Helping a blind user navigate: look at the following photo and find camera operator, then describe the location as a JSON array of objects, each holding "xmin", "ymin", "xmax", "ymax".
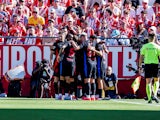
[
  {"xmin": 30, "ymin": 61, "xmax": 41, "ymax": 98},
  {"xmin": 39, "ymin": 59, "xmax": 53, "ymax": 98}
]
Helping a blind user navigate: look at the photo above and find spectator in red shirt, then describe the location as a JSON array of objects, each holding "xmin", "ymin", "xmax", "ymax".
[
  {"xmin": 9, "ymin": 15, "xmax": 26, "ymax": 36},
  {"xmin": 6, "ymin": 28, "xmax": 23, "ymax": 45}
]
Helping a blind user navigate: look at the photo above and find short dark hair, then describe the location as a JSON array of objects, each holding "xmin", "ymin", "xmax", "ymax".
[
  {"xmin": 106, "ymin": 8, "xmax": 112, "ymax": 16},
  {"xmin": 148, "ymin": 33, "xmax": 155, "ymax": 41},
  {"xmin": 108, "ymin": 0, "xmax": 114, "ymax": 3},
  {"xmin": 124, "ymin": 0, "xmax": 132, "ymax": 5}
]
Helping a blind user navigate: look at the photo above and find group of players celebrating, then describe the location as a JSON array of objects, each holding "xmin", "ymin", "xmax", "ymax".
[{"xmin": 50, "ymin": 27, "xmax": 119, "ymax": 100}]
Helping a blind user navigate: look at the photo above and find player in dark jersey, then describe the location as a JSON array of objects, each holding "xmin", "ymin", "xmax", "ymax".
[
  {"xmin": 59, "ymin": 34, "xmax": 79, "ymax": 100},
  {"xmin": 50, "ymin": 27, "xmax": 68, "ymax": 100},
  {"xmin": 95, "ymin": 39, "xmax": 109, "ymax": 99},
  {"xmin": 73, "ymin": 33, "xmax": 102, "ymax": 100}
]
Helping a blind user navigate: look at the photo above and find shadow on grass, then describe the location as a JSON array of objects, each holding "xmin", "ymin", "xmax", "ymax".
[{"xmin": 0, "ymin": 109, "xmax": 159, "ymax": 120}]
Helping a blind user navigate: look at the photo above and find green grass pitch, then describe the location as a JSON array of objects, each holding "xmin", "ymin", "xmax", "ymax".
[{"xmin": 0, "ymin": 98, "xmax": 160, "ymax": 120}]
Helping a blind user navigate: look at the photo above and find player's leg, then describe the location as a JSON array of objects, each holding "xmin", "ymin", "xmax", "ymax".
[
  {"xmin": 152, "ymin": 64, "xmax": 160, "ymax": 103},
  {"xmin": 97, "ymin": 64, "xmax": 105, "ymax": 99},
  {"xmin": 90, "ymin": 62, "xmax": 97, "ymax": 100},
  {"xmin": 82, "ymin": 60, "xmax": 91, "ymax": 100},
  {"xmin": 53, "ymin": 59, "xmax": 61, "ymax": 99},
  {"xmin": 64, "ymin": 76, "xmax": 71, "ymax": 100},
  {"xmin": 59, "ymin": 61, "xmax": 65, "ymax": 99},
  {"xmin": 40, "ymin": 83, "xmax": 44, "ymax": 98},
  {"xmin": 152, "ymin": 77, "xmax": 159, "ymax": 103},
  {"xmin": 69, "ymin": 62, "xmax": 76, "ymax": 99},
  {"xmin": 153, "ymin": 78, "xmax": 159, "ymax": 97},
  {"xmin": 54, "ymin": 76, "xmax": 59, "ymax": 99},
  {"xmin": 97, "ymin": 78, "xmax": 103, "ymax": 99},
  {"xmin": 146, "ymin": 78, "xmax": 152, "ymax": 103},
  {"xmin": 82, "ymin": 61, "xmax": 91, "ymax": 100}
]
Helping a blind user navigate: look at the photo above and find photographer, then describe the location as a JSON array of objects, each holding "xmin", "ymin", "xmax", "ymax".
[
  {"xmin": 39, "ymin": 59, "xmax": 53, "ymax": 98},
  {"xmin": 30, "ymin": 61, "xmax": 41, "ymax": 98}
]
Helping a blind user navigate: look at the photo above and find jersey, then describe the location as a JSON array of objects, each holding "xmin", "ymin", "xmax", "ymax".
[
  {"xmin": 63, "ymin": 41, "xmax": 75, "ymax": 62},
  {"xmin": 87, "ymin": 40, "xmax": 97, "ymax": 61},
  {"xmin": 140, "ymin": 42, "xmax": 160, "ymax": 64},
  {"xmin": 52, "ymin": 40, "xmax": 67, "ymax": 61}
]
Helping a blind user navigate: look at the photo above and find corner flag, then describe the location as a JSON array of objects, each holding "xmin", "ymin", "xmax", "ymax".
[{"xmin": 131, "ymin": 76, "xmax": 141, "ymax": 94}]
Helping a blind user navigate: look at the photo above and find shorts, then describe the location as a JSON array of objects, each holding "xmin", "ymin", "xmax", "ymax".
[
  {"xmin": 144, "ymin": 64, "xmax": 159, "ymax": 78},
  {"xmin": 62, "ymin": 59, "xmax": 75, "ymax": 77},
  {"xmin": 96, "ymin": 57, "xmax": 106, "ymax": 79},
  {"xmin": 84, "ymin": 59, "xmax": 97, "ymax": 79}
]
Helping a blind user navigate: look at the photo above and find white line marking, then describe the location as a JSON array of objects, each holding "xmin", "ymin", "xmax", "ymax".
[{"xmin": 111, "ymin": 100, "xmax": 160, "ymax": 107}]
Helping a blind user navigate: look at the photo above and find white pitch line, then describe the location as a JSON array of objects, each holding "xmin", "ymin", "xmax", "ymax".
[{"xmin": 111, "ymin": 99, "xmax": 160, "ymax": 107}]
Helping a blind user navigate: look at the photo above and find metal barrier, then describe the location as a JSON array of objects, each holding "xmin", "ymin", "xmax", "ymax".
[{"xmin": 0, "ymin": 36, "xmax": 132, "ymax": 46}]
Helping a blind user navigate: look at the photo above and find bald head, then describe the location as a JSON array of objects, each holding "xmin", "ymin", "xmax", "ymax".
[{"xmin": 106, "ymin": 66, "xmax": 112, "ymax": 75}]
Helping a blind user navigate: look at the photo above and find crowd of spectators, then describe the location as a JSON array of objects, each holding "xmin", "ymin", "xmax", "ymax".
[{"xmin": 0, "ymin": 0, "xmax": 160, "ymax": 46}]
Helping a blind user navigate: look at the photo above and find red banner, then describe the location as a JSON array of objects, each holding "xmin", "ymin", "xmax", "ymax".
[{"xmin": 0, "ymin": 45, "xmax": 139, "ymax": 79}]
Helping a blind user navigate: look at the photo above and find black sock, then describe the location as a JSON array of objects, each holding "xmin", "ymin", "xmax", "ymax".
[
  {"xmin": 64, "ymin": 82, "xmax": 70, "ymax": 94},
  {"xmin": 59, "ymin": 80, "xmax": 65, "ymax": 94},
  {"xmin": 85, "ymin": 83, "xmax": 90, "ymax": 95},
  {"xmin": 70, "ymin": 82, "xmax": 75, "ymax": 95},
  {"xmin": 82, "ymin": 82, "xmax": 85, "ymax": 96},
  {"xmin": 91, "ymin": 83, "xmax": 96, "ymax": 95},
  {"xmin": 98, "ymin": 89, "xmax": 102, "ymax": 98},
  {"xmin": 54, "ymin": 82, "xmax": 58, "ymax": 94}
]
